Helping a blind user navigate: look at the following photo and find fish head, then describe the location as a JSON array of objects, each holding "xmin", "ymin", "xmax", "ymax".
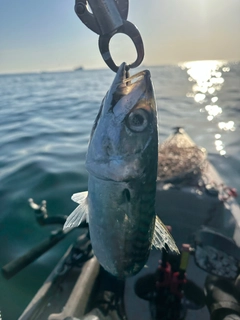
[{"xmin": 86, "ymin": 62, "xmax": 158, "ymax": 182}]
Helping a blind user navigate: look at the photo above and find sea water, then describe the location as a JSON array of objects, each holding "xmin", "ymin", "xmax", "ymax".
[{"xmin": 0, "ymin": 61, "xmax": 239, "ymax": 319}]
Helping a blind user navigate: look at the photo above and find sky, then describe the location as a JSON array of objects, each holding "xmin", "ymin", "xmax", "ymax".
[{"xmin": 0, "ymin": 0, "xmax": 240, "ymax": 74}]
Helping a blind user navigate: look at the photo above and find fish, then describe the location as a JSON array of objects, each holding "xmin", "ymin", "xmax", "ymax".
[{"xmin": 63, "ymin": 62, "xmax": 179, "ymax": 278}]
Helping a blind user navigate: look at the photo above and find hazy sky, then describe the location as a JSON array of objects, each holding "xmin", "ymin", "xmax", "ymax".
[{"xmin": 1, "ymin": 0, "xmax": 240, "ymax": 73}]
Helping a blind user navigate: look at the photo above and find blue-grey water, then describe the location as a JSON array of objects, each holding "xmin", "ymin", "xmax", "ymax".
[{"xmin": 0, "ymin": 61, "xmax": 239, "ymax": 319}]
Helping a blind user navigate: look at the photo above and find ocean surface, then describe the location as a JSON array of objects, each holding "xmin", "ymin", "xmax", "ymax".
[{"xmin": 0, "ymin": 61, "xmax": 239, "ymax": 319}]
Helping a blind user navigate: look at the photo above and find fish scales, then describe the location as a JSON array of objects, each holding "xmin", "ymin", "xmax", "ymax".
[
  {"xmin": 88, "ymin": 177, "xmax": 155, "ymax": 277},
  {"xmin": 63, "ymin": 63, "xmax": 179, "ymax": 278},
  {"xmin": 118, "ymin": 163, "xmax": 158, "ymax": 274}
]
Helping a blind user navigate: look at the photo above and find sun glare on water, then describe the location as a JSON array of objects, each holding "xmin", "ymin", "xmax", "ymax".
[{"xmin": 180, "ymin": 60, "xmax": 234, "ymax": 156}]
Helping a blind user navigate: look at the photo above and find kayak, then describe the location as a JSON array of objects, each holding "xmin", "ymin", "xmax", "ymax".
[{"xmin": 5, "ymin": 128, "xmax": 240, "ymax": 320}]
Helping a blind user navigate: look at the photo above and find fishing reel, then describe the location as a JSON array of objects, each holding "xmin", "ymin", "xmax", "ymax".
[{"xmin": 135, "ymin": 227, "xmax": 240, "ymax": 320}]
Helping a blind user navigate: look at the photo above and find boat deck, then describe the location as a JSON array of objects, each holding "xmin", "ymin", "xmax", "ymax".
[
  {"xmin": 18, "ymin": 161, "xmax": 240, "ymax": 320},
  {"xmin": 125, "ymin": 161, "xmax": 240, "ymax": 320}
]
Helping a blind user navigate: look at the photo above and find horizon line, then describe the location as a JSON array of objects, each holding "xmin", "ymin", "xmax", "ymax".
[{"xmin": 0, "ymin": 59, "xmax": 239, "ymax": 76}]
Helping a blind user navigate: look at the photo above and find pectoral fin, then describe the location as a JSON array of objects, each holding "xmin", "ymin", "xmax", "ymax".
[
  {"xmin": 63, "ymin": 191, "xmax": 89, "ymax": 230},
  {"xmin": 71, "ymin": 191, "xmax": 88, "ymax": 204},
  {"xmin": 152, "ymin": 215, "xmax": 179, "ymax": 254}
]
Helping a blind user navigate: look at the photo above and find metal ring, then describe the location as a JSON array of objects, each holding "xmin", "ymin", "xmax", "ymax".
[{"xmin": 98, "ymin": 20, "xmax": 144, "ymax": 72}]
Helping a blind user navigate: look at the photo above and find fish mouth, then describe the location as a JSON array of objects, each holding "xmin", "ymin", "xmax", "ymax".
[
  {"xmin": 116, "ymin": 62, "xmax": 151, "ymax": 91},
  {"xmin": 104, "ymin": 62, "xmax": 154, "ymax": 117}
]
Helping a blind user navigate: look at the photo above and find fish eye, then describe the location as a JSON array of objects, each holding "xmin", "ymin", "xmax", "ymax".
[{"xmin": 126, "ymin": 109, "xmax": 149, "ymax": 132}]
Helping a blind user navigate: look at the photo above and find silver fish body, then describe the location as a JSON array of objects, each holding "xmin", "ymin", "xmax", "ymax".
[
  {"xmin": 88, "ymin": 175, "xmax": 156, "ymax": 277},
  {"xmin": 64, "ymin": 63, "xmax": 178, "ymax": 278}
]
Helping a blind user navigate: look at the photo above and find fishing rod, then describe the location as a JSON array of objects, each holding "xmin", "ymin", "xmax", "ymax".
[{"xmin": 2, "ymin": 199, "xmax": 89, "ymax": 279}]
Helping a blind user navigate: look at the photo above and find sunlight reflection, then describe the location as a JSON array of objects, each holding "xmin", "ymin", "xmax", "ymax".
[
  {"xmin": 207, "ymin": 115, "xmax": 213, "ymax": 121},
  {"xmin": 182, "ymin": 60, "xmax": 226, "ymax": 111},
  {"xmin": 181, "ymin": 60, "xmax": 232, "ymax": 156},
  {"xmin": 194, "ymin": 93, "xmax": 206, "ymax": 102},
  {"xmin": 211, "ymin": 97, "xmax": 218, "ymax": 103},
  {"xmin": 205, "ymin": 105, "xmax": 222, "ymax": 117},
  {"xmin": 215, "ymin": 140, "xmax": 223, "ymax": 147},
  {"xmin": 220, "ymin": 150, "xmax": 226, "ymax": 155},
  {"xmin": 222, "ymin": 67, "xmax": 230, "ymax": 72},
  {"xmin": 218, "ymin": 121, "xmax": 235, "ymax": 131}
]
